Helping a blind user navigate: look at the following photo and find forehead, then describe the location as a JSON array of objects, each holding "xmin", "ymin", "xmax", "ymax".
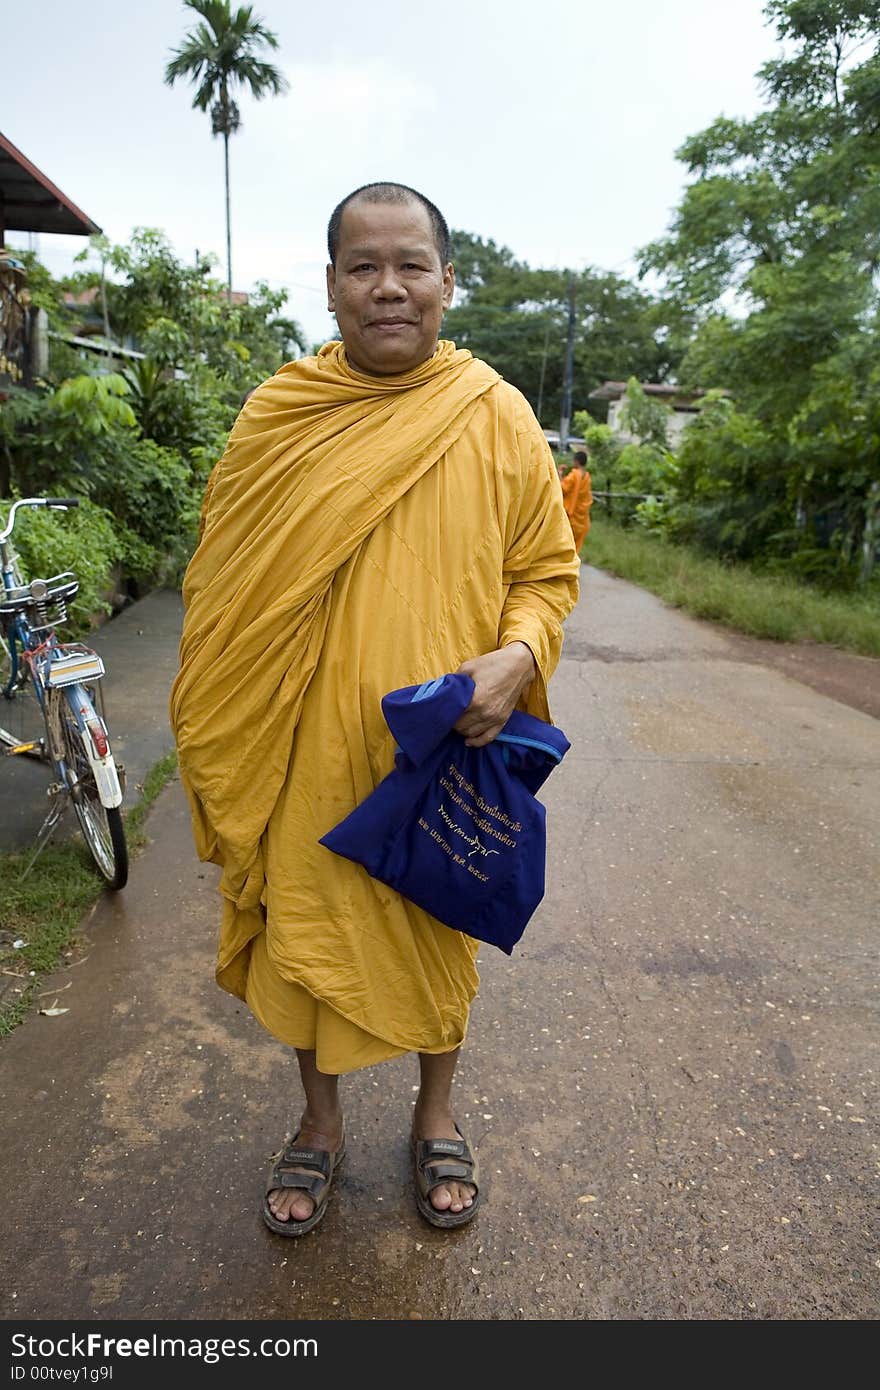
[{"xmin": 337, "ymin": 197, "xmax": 437, "ymax": 255}]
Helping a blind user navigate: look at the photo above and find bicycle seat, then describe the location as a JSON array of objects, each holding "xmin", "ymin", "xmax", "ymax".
[{"xmin": 0, "ymin": 573, "xmax": 79, "ymax": 617}]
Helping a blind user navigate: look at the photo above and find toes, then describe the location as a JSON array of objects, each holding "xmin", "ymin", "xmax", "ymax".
[
  {"xmin": 267, "ymin": 1188, "xmax": 314, "ymax": 1223},
  {"xmin": 267, "ymin": 1188, "xmax": 287, "ymax": 1220},
  {"xmin": 449, "ymin": 1182, "xmax": 474, "ymax": 1211},
  {"xmin": 427, "ymin": 1178, "xmax": 477, "ymax": 1212},
  {"xmin": 289, "ymin": 1195, "xmax": 315, "ymax": 1222}
]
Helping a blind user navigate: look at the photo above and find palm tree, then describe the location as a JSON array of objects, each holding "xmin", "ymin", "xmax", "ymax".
[{"xmin": 165, "ymin": 1, "xmax": 288, "ymax": 294}]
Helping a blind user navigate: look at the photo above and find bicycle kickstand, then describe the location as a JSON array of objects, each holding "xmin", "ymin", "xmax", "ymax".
[{"xmin": 20, "ymin": 782, "xmax": 68, "ymax": 880}]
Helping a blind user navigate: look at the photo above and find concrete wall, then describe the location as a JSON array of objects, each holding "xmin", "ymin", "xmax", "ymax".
[{"xmin": 607, "ymin": 399, "xmax": 697, "ymax": 449}]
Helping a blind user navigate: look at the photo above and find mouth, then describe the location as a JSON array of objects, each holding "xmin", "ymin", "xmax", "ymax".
[{"xmin": 366, "ymin": 318, "xmax": 417, "ymax": 330}]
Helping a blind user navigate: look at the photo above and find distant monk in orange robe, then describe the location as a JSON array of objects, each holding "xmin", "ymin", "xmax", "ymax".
[{"xmin": 560, "ymin": 450, "xmax": 593, "ymax": 553}]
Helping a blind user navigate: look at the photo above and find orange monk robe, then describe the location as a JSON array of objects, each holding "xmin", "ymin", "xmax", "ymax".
[
  {"xmin": 570, "ymin": 468, "xmax": 593, "ymax": 551},
  {"xmin": 561, "ymin": 465, "xmax": 592, "ymax": 553},
  {"xmin": 560, "ymin": 467, "xmax": 580, "ymax": 516}
]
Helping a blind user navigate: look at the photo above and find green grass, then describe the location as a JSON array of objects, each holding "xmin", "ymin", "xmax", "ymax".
[
  {"xmin": 583, "ymin": 513, "xmax": 880, "ymax": 656},
  {"xmin": 0, "ymin": 748, "xmax": 178, "ymax": 1037}
]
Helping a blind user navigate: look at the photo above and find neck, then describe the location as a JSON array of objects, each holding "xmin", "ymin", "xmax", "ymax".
[{"xmin": 343, "ymin": 342, "xmax": 440, "ymax": 378}]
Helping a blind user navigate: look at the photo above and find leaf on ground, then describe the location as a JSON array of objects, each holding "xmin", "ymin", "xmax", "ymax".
[{"xmin": 39, "ymin": 1000, "xmax": 70, "ymax": 1016}]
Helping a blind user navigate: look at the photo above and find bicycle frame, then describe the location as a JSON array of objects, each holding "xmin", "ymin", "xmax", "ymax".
[{"xmin": 0, "ymin": 500, "xmax": 122, "ymax": 807}]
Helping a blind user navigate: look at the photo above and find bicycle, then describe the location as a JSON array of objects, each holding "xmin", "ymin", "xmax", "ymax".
[{"xmin": 0, "ymin": 497, "xmax": 128, "ymax": 888}]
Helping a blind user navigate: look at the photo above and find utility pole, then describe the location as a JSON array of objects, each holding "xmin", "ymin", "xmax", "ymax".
[
  {"xmin": 99, "ymin": 244, "xmax": 111, "ymax": 344},
  {"xmin": 536, "ymin": 318, "xmax": 551, "ymax": 424},
  {"xmin": 559, "ymin": 276, "xmax": 576, "ymax": 452},
  {"xmin": 224, "ymin": 133, "xmax": 232, "ymax": 297}
]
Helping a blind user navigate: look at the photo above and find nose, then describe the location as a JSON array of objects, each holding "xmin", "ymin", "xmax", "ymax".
[{"xmin": 372, "ymin": 264, "xmax": 406, "ymax": 300}]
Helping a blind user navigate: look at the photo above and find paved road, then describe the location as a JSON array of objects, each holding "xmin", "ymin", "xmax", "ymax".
[{"xmin": 1, "ymin": 571, "xmax": 877, "ymax": 1320}]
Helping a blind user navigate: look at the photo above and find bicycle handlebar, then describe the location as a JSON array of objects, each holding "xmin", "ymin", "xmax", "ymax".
[{"xmin": 0, "ymin": 497, "xmax": 80, "ymax": 545}]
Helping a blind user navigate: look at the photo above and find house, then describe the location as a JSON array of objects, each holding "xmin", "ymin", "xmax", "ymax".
[
  {"xmin": 0, "ymin": 131, "xmax": 101, "ymax": 393},
  {"xmin": 588, "ymin": 381, "xmax": 722, "ymax": 448}
]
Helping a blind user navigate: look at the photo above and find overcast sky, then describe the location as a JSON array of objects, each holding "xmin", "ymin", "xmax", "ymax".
[{"xmin": 5, "ymin": 0, "xmax": 776, "ymax": 344}]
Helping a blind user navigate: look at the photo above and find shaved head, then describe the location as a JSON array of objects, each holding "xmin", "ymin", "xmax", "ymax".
[{"xmin": 328, "ymin": 182, "xmax": 451, "ymax": 268}]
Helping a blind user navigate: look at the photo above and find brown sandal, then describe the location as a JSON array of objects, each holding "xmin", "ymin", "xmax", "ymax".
[
  {"xmin": 262, "ymin": 1131, "xmax": 346, "ymax": 1237},
  {"xmin": 411, "ymin": 1126, "xmax": 481, "ymax": 1229}
]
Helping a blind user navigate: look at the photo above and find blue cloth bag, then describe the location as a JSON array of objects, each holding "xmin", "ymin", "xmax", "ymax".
[{"xmin": 319, "ymin": 673, "xmax": 570, "ymax": 954}]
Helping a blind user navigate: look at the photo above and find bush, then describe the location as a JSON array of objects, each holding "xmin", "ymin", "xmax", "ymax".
[{"xmin": 0, "ymin": 497, "xmax": 122, "ymax": 631}]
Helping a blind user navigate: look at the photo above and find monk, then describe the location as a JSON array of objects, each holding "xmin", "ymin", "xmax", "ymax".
[
  {"xmin": 170, "ymin": 182, "xmax": 580, "ymax": 1237},
  {"xmin": 560, "ymin": 450, "xmax": 593, "ymax": 553}
]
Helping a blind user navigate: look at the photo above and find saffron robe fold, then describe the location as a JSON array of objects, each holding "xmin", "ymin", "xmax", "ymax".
[{"xmin": 171, "ymin": 340, "xmax": 580, "ymax": 1068}]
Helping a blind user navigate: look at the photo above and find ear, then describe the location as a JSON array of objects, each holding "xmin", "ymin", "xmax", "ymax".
[
  {"xmin": 326, "ymin": 263, "xmax": 336, "ymax": 312},
  {"xmin": 441, "ymin": 262, "xmax": 455, "ymax": 311}
]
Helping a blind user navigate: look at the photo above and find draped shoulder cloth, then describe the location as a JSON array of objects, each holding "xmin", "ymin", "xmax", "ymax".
[{"xmin": 172, "ymin": 342, "xmax": 500, "ymax": 909}]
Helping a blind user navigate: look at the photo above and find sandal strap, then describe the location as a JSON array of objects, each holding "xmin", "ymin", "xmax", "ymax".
[
  {"xmin": 413, "ymin": 1132, "xmax": 479, "ymax": 1199},
  {"xmin": 271, "ymin": 1169, "xmax": 328, "ymax": 1198},
  {"xmin": 267, "ymin": 1132, "xmax": 337, "ymax": 1198},
  {"xmin": 279, "ymin": 1145, "xmax": 332, "ymax": 1176},
  {"xmin": 417, "ymin": 1137, "xmax": 469, "ymax": 1162},
  {"xmin": 418, "ymin": 1160, "xmax": 473, "ymax": 1189}
]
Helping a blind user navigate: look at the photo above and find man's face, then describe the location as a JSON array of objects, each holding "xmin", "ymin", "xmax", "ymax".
[{"xmin": 327, "ymin": 198, "xmax": 454, "ymax": 376}]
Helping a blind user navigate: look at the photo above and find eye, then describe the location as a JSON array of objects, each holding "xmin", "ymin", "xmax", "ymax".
[{"xmin": 351, "ymin": 262, "xmax": 375, "ymax": 273}]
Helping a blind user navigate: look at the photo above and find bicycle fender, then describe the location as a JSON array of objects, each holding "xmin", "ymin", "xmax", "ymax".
[
  {"xmin": 65, "ymin": 684, "xmax": 123, "ymax": 809},
  {"xmin": 87, "ymin": 746, "xmax": 124, "ymax": 809}
]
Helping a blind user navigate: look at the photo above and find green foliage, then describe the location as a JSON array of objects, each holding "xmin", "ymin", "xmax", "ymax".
[
  {"xmin": 0, "ymin": 375, "xmax": 137, "ymax": 498},
  {"xmin": 164, "ymin": 2, "xmax": 289, "ymax": 289},
  {"xmin": 105, "ymin": 230, "xmax": 304, "ymax": 400},
  {"xmin": 10, "ymin": 250, "xmax": 68, "ymax": 331},
  {"xmin": 0, "ymin": 749, "xmax": 178, "ymax": 1037},
  {"xmin": 572, "ymin": 412, "xmax": 621, "ymax": 479},
  {"xmin": 164, "ymin": 1, "xmax": 288, "ymax": 122},
  {"xmin": 106, "ymin": 436, "xmax": 199, "ymax": 586},
  {"xmin": 639, "ymin": 0, "xmax": 880, "ymax": 587},
  {"xmin": 618, "ymin": 378, "xmax": 671, "ymax": 450},
  {"xmin": 574, "ymin": 387, "xmax": 676, "ymax": 515},
  {"xmin": 0, "ymin": 496, "xmax": 121, "ymax": 628},
  {"xmin": 617, "ymin": 443, "xmax": 675, "ymax": 497},
  {"xmin": 444, "ymin": 233, "xmax": 688, "ymax": 426},
  {"xmin": 53, "ymin": 373, "xmax": 136, "ymax": 434},
  {"xmin": 1, "ymin": 229, "xmax": 308, "ymax": 606},
  {"xmin": 585, "ymin": 512, "xmax": 880, "ymax": 654}
]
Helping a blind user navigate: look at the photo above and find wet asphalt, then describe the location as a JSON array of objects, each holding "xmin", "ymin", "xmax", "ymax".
[{"xmin": 0, "ymin": 572, "xmax": 877, "ymax": 1321}]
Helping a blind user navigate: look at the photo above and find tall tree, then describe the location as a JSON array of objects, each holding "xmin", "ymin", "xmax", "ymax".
[
  {"xmin": 445, "ymin": 232, "xmax": 687, "ymax": 425},
  {"xmin": 640, "ymin": 0, "xmax": 880, "ymax": 581},
  {"xmin": 165, "ymin": 0, "xmax": 288, "ymax": 294}
]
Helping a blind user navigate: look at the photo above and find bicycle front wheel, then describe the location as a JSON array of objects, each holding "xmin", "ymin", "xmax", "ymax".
[{"xmin": 49, "ymin": 688, "xmax": 128, "ymax": 889}]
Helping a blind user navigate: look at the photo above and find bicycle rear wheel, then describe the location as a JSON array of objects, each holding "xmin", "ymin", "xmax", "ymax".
[{"xmin": 49, "ymin": 687, "xmax": 128, "ymax": 889}]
